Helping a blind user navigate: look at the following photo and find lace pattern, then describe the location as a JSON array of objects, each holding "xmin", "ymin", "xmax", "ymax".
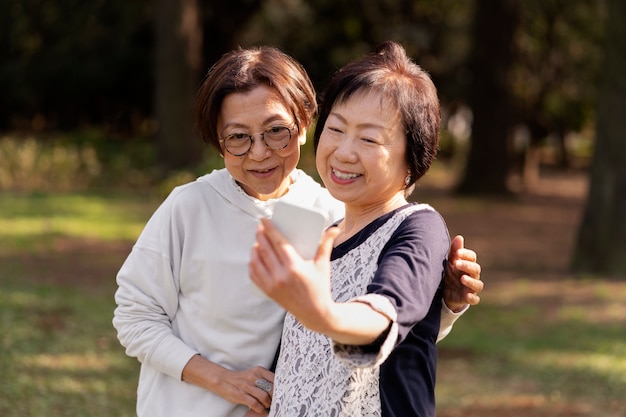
[{"xmin": 270, "ymin": 205, "xmax": 429, "ymax": 417}]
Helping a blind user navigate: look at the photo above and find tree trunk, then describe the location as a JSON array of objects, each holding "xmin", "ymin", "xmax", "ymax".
[
  {"xmin": 456, "ymin": 0, "xmax": 520, "ymax": 196},
  {"xmin": 572, "ymin": 0, "xmax": 626, "ymax": 277},
  {"xmin": 154, "ymin": 0, "xmax": 203, "ymax": 172},
  {"xmin": 201, "ymin": 2, "xmax": 263, "ymax": 72}
]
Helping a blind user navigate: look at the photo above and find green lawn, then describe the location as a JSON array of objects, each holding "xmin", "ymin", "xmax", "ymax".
[
  {"xmin": 1, "ymin": 191, "xmax": 625, "ymax": 417},
  {"xmin": 0, "ymin": 192, "xmax": 158, "ymax": 417},
  {"xmin": 0, "ymin": 282, "xmax": 139, "ymax": 416}
]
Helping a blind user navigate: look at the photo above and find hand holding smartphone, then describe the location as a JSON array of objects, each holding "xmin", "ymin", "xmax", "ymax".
[{"xmin": 270, "ymin": 201, "xmax": 327, "ymax": 260}]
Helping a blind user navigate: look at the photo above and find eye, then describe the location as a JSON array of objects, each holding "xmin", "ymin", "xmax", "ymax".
[
  {"xmin": 361, "ymin": 136, "xmax": 379, "ymax": 144},
  {"xmin": 326, "ymin": 126, "xmax": 343, "ymax": 134},
  {"xmin": 225, "ymin": 132, "xmax": 250, "ymax": 141},
  {"xmin": 266, "ymin": 125, "xmax": 286, "ymax": 134}
]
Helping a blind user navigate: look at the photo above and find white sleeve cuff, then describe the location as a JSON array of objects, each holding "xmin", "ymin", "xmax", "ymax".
[
  {"xmin": 332, "ymin": 294, "xmax": 398, "ymax": 368},
  {"xmin": 146, "ymin": 334, "xmax": 200, "ymax": 380},
  {"xmin": 437, "ymin": 301, "xmax": 468, "ymax": 343}
]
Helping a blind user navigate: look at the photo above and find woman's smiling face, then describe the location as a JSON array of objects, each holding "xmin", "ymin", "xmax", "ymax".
[
  {"xmin": 218, "ymin": 84, "xmax": 306, "ymax": 201},
  {"xmin": 315, "ymin": 89, "xmax": 409, "ymax": 210}
]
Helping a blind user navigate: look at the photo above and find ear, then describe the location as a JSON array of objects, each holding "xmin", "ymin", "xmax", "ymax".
[{"xmin": 298, "ymin": 129, "xmax": 307, "ymax": 146}]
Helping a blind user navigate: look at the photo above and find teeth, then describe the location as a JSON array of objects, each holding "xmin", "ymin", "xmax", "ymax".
[{"xmin": 333, "ymin": 169, "xmax": 358, "ymax": 180}]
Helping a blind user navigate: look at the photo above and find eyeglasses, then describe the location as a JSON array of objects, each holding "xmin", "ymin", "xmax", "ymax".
[{"xmin": 219, "ymin": 125, "xmax": 295, "ymax": 156}]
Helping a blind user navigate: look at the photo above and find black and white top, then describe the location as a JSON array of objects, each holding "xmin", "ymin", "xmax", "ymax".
[{"xmin": 269, "ymin": 203, "xmax": 450, "ymax": 417}]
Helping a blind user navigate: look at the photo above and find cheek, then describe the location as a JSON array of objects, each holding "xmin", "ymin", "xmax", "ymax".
[
  {"xmin": 278, "ymin": 143, "xmax": 301, "ymax": 170},
  {"xmin": 315, "ymin": 142, "xmax": 331, "ymax": 176},
  {"xmin": 222, "ymin": 154, "xmax": 245, "ymax": 179}
]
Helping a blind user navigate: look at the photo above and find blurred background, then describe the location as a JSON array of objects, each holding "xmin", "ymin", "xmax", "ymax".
[{"xmin": 0, "ymin": 1, "xmax": 624, "ymax": 416}]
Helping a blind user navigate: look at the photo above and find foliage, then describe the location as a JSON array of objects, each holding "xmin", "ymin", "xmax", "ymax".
[
  {"xmin": 240, "ymin": 0, "xmax": 474, "ymax": 94},
  {"xmin": 0, "ymin": 136, "xmax": 101, "ymax": 192},
  {"xmin": 0, "ymin": 0, "xmax": 153, "ymax": 131},
  {"xmin": 1, "ymin": 0, "xmax": 606, "ymax": 146},
  {"xmin": 512, "ymin": 0, "xmax": 606, "ymax": 138},
  {"xmin": 0, "ymin": 133, "xmax": 227, "ymax": 193}
]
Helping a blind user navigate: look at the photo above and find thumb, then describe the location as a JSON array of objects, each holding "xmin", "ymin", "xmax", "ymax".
[
  {"xmin": 448, "ymin": 235, "xmax": 464, "ymax": 261},
  {"xmin": 315, "ymin": 227, "xmax": 340, "ymax": 261}
]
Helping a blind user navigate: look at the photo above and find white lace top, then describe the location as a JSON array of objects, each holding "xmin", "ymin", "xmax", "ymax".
[{"xmin": 269, "ymin": 204, "xmax": 449, "ymax": 417}]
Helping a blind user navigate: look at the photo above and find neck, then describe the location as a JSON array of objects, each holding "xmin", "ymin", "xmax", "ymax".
[{"xmin": 336, "ymin": 195, "xmax": 408, "ymax": 244}]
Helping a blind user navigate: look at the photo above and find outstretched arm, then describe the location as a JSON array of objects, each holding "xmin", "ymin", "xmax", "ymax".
[{"xmin": 249, "ymin": 219, "xmax": 391, "ymax": 346}]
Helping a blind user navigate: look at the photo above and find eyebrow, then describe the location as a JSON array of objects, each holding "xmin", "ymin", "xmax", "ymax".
[
  {"xmin": 222, "ymin": 115, "xmax": 293, "ymax": 131},
  {"xmin": 328, "ymin": 112, "xmax": 386, "ymax": 131}
]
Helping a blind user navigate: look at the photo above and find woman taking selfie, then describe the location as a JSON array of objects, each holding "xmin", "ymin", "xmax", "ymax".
[{"xmin": 250, "ymin": 41, "xmax": 458, "ymax": 416}]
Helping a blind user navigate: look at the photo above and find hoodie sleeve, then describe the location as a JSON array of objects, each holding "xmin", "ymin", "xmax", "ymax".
[{"xmin": 112, "ymin": 188, "xmax": 199, "ymax": 380}]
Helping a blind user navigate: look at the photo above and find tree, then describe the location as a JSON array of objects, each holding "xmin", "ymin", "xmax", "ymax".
[
  {"xmin": 201, "ymin": 2, "xmax": 263, "ymax": 71},
  {"xmin": 572, "ymin": 0, "xmax": 626, "ymax": 277},
  {"xmin": 511, "ymin": 1, "xmax": 604, "ymax": 189},
  {"xmin": 154, "ymin": 0, "xmax": 203, "ymax": 171},
  {"xmin": 456, "ymin": 0, "xmax": 521, "ymax": 195},
  {"xmin": 153, "ymin": 1, "xmax": 265, "ymax": 172},
  {"xmin": 0, "ymin": 0, "xmax": 152, "ymax": 132}
]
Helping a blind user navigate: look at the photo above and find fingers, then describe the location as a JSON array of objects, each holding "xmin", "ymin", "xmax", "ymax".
[
  {"xmin": 457, "ymin": 248, "xmax": 477, "ymax": 263},
  {"xmin": 315, "ymin": 226, "xmax": 340, "ymax": 261},
  {"xmin": 240, "ymin": 369, "xmax": 274, "ymax": 413},
  {"xmin": 455, "ymin": 259, "xmax": 481, "ymax": 279},
  {"xmin": 465, "ymin": 292, "xmax": 481, "ymax": 306},
  {"xmin": 246, "ymin": 391, "xmax": 271, "ymax": 413},
  {"xmin": 461, "ymin": 274, "xmax": 484, "ymax": 293},
  {"xmin": 449, "ymin": 235, "xmax": 464, "ymax": 256},
  {"xmin": 259, "ymin": 218, "xmax": 290, "ymax": 262},
  {"xmin": 249, "ymin": 220, "xmax": 288, "ymax": 288},
  {"xmin": 243, "ymin": 410, "xmax": 269, "ymax": 417},
  {"xmin": 449, "ymin": 235, "xmax": 478, "ymax": 265},
  {"xmin": 444, "ymin": 235, "xmax": 484, "ymax": 309},
  {"xmin": 460, "ymin": 275, "xmax": 483, "ymax": 306}
]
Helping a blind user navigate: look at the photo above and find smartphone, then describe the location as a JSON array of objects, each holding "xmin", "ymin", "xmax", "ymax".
[{"xmin": 271, "ymin": 200, "xmax": 327, "ymax": 259}]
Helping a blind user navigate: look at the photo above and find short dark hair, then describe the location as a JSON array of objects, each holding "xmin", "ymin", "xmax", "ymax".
[
  {"xmin": 314, "ymin": 41, "xmax": 441, "ymax": 188},
  {"xmin": 195, "ymin": 46, "xmax": 317, "ymax": 153}
]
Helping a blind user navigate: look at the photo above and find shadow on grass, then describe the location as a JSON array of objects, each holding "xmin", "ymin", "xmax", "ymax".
[
  {"xmin": 0, "ymin": 281, "xmax": 139, "ymax": 417},
  {"xmin": 438, "ymin": 294, "xmax": 626, "ymax": 417}
]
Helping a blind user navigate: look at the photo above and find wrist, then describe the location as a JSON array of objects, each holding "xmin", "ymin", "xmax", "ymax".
[{"xmin": 444, "ymin": 300, "xmax": 467, "ymax": 314}]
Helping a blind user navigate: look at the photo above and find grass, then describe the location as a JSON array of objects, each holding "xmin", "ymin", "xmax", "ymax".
[
  {"xmin": 1, "ymin": 190, "xmax": 625, "ymax": 416},
  {"xmin": 437, "ymin": 288, "xmax": 626, "ymax": 409},
  {"xmin": 0, "ymin": 192, "xmax": 160, "ymax": 417},
  {"xmin": 0, "ymin": 192, "xmax": 157, "ymax": 252},
  {"xmin": 0, "ymin": 282, "xmax": 139, "ymax": 416}
]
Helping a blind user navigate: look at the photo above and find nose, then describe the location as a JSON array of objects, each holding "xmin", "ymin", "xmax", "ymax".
[
  {"xmin": 333, "ymin": 135, "xmax": 357, "ymax": 162},
  {"xmin": 247, "ymin": 134, "xmax": 271, "ymax": 161}
]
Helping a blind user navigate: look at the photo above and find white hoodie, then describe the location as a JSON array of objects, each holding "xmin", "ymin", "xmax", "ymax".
[{"xmin": 113, "ymin": 168, "xmax": 344, "ymax": 417}]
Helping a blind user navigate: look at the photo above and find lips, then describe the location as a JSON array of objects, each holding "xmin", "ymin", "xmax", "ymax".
[
  {"xmin": 252, "ymin": 168, "xmax": 274, "ymax": 173},
  {"xmin": 249, "ymin": 166, "xmax": 277, "ymax": 178},
  {"xmin": 332, "ymin": 167, "xmax": 360, "ymax": 182}
]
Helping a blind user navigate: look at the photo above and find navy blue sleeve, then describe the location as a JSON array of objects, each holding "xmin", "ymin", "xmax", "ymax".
[{"xmin": 367, "ymin": 207, "xmax": 450, "ymax": 346}]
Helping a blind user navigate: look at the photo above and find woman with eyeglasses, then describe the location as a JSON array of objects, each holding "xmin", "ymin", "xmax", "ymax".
[{"xmin": 113, "ymin": 46, "xmax": 482, "ymax": 417}]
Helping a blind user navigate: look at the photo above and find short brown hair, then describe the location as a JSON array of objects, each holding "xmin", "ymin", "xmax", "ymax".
[
  {"xmin": 314, "ymin": 41, "xmax": 441, "ymax": 188},
  {"xmin": 195, "ymin": 46, "xmax": 317, "ymax": 153}
]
